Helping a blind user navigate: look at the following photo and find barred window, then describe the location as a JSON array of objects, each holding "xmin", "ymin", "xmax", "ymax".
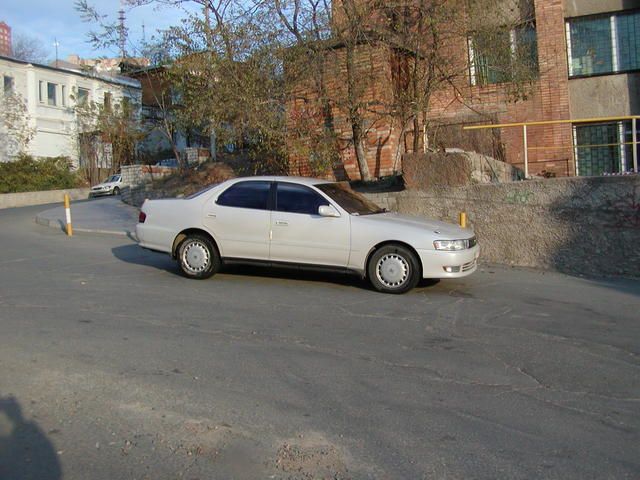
[{"xmin": 575, "ymin": 121, "xmax": 639, "ymax": 176}]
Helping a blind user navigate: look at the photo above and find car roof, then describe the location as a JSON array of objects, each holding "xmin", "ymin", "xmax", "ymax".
[{"xmin": 227, "ymin": 176, "xmax": 333, "ymax": 187}]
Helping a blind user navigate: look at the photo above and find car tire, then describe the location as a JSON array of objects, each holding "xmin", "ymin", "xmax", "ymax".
[
  {"xmin": 177, "ymin": 234, "xmax": 220, "ymax": 280},
  {"xmin": 113, "ymin": 187, "xmax": 120, "ymax": 195},
  {"xmin": 367, "ymin": 244, "xmax": 421, "ymax": 294}
]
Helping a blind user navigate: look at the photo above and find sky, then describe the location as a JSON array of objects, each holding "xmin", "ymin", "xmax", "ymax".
[{"xmin": 1, "ymin": 0, "xmax": 199, "ymax": 62}]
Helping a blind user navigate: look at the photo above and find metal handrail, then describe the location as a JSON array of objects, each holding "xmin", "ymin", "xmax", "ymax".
[{"xmin": 463, "ymin": 116, "xmax": 639, "ymax": 177}]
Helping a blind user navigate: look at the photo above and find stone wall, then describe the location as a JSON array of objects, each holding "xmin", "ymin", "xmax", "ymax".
[
  {"xmin": 121, "ymin": 184, "xmax": 173, "ymax": 208},
  {"xmin": 402, "ymin": 152, "xmax": 523, "ymax": 189},
  {"xmin": 365, "ymin": 176, "xmax": 640, "ymax": 278},
  {"xmin": 120, "ymin": 165, "xmax": 175, "ymax": 187}
]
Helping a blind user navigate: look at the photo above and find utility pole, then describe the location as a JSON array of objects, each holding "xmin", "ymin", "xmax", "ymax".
[
  {"xmin": 118, "ymin": 8, "xmax": 127, "ymax": 59},
  {"xmin": 53, "ymin": 38, "xmax": 59, "ymax": 67}
]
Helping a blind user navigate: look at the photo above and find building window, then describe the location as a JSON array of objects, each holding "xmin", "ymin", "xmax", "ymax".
[
  {"xmin": 39, "ymin": 80, "xmax": 44, "ymax": 103},
  {"xmin": 77, "ymin": 87, "xmax": 89, "ymax": 105},
  {"xmin": 47, "ymin": 82, "xmax": 57, "ymax": 106},
  {"xmin": 104, "ymin": 92, "xmax": 112, "ymax": 111},
  {"xmin": 3, "ymin": 75, "xmax": 14, "ymax": 94},
  {"xmin": 61, "ymin": 85, "xmax": 66, "ymax": 106},
  {"xmin": 469, "ymin": 23, "xmax": 539, "ymax": 86},
  {"xmin": 575, "ymin": 121, "xmax": 639, "ymax": 176},
  {"xmin": 567, "ymin": 10, "xmax": 640, "ymax": 77}
]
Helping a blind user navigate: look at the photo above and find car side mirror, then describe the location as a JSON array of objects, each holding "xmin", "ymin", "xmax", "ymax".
[{"xmin": 318, "ymin": 205, "xmax": 341, "ymax": 218}]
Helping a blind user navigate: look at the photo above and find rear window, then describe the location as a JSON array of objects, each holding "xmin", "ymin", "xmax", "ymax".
[
  {"xmin": 186, "ymin": 184, "xmax": 219, "ymax": 199},
  {"xmin": 216, "ymin": 181, "xmax": 271, "ymax": 210}
]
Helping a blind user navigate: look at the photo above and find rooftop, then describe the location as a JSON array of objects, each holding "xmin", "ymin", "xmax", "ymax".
[{"xmin": 0, "ymin": 54, "xmax": 141, "ymax": 89}]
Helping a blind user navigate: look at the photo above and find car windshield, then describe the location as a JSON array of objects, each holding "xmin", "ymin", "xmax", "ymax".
[
  {"xmin": 106, "ymin": 175, "xmax": 120, "ymax": 182},
  {"xmin": 316, "ymin": 182, "xmax": 385, "ymax": 215}
]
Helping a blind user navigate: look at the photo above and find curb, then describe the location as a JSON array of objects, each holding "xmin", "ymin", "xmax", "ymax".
[{"xmin": 35, "ymin": 214, "xmax": 137, "ymax": 240}]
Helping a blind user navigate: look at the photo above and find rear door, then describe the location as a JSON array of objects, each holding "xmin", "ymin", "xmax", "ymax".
[
  {"xmin": 203, "ymin": 180, "xmax": 272, "ymax": 260},
  {"xmin": 269, "ymin": 182, "xmax": 350, "ymax": 266}
]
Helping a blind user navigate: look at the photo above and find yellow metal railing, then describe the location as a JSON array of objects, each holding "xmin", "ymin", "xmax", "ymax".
[{"xmin": 463, "ymin": 115, "xmax": 640, "ymax": 178}]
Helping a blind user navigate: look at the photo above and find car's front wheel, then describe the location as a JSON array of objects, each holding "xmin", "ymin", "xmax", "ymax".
[
  {"xmin": 113, "ymin": 187, "xmax": 120, "ymax": 195},
  {"xmin": 367, "ymin": 244, "xmax": 421, "ymax": 294},
  {"xmin": 177, "ymin": 234, "xmax": 220, "ymax": 279}
]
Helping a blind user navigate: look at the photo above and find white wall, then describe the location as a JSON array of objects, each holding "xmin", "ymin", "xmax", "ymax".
[{"xmin": 0, "ymin": 57, "xmax": 141, "ymax": 165}]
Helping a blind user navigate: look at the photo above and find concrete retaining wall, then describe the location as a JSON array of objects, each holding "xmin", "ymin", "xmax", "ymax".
[
  {"xmin": 365, "ymin": 175, "xmax": 640, "ymax": 278},
  {"xmin": 0, "ymin": 188, "xmax": 91, "ymax": 210}
]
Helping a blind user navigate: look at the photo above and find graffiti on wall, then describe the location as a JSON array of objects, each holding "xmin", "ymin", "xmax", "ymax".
[
  {"xmin": 505, "ymin": 190, "xmax": 534, "ymax": 204},
  {"xmin": 604, "ymin": 185, "xmax": 640, "ymax": 228}
]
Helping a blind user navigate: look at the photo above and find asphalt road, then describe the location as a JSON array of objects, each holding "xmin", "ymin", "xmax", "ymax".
[{"xmin": 0, "ymin": 204, "xmax": 639, "ymax": 480}]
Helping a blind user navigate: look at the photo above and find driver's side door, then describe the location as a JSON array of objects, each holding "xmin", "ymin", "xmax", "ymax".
[{"xmin": 269, "ymin": 182, "xmax": 350, "ymax": 266}]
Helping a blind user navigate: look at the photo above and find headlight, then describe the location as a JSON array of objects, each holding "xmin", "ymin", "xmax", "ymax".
[{"xmin": 434, "ymin": 238, "xmax": 476, "ymax": 251}]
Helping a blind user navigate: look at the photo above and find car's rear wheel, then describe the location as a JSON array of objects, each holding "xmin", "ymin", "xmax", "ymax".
[
  {"xmin": 113, "ymin": 187, "xmax": 120, "ymax": 195},
  {"xmin": 367, "ymin": 244, "xmax": 421, "ymax": 294},
  {"xmin": 177, "ymin": 234, "xmax": 220, "ymax": 279}
]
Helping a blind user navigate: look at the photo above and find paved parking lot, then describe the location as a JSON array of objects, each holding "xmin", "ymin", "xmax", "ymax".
[{"xmin": 0, "ymin": 204, "xmax": 639, "ymax": 479}]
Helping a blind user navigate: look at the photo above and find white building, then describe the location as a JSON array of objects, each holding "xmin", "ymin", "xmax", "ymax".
[{"xmin": 0, "ymin": 54, "xmax": 141, "ymax": 166}]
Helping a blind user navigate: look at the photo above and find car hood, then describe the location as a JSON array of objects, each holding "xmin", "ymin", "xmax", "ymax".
[
  {"xmin": 94, "ymin": 180, "xmax": 119, "ymax": 187},
  {"xmin": 354, "ymin": 212, "xmax": 473, "ymax": 238}
]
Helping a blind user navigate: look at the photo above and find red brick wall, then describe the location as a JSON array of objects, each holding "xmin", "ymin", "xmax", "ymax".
[
  {"xmin": 287, "ymin": 42, "xmax": 402, "ymax": 180},
  {"xmin": 0, "ymin": 22, "xmax": 12, "ymax": 57},
  {"xmin": 428, "ymin": 0, "xmax": 573, "ymax": 177},
  {"xmin": 287, "ymin": 0, "xmax": 575, "ymax": 179}
]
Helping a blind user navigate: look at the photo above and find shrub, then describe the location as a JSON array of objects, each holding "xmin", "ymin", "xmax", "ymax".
[{"xmin": 0, "ymin": 154, "xmax": 82, "ymax": 193}]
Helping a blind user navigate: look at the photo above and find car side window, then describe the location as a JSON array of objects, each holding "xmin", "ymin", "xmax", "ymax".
[
  {"xmin": 275, "ymin": 182, "xmax": 329, "ymax": 215},
  {"xmin": 216, "ymin": 181, "xmax": 271, "ymax": 210}
]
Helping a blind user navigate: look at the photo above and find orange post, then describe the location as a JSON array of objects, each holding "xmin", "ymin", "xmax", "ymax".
[
  {"xmin": 459, "ymin": 212, "xmax": 467, "ymax": 228},
  {"xmin": 64, "ymin": 194, "xmax": 73, "ymax": 236}
]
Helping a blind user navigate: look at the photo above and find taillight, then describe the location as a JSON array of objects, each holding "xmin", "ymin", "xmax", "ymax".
[{"xmin": 138, "ymin": 211, "xmax": 147, "ymax": 223}]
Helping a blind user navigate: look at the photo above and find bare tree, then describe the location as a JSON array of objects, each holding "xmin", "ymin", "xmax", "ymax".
[
  {"xmin": 283, "ymin": 0, "xmax": 539, "ymax": 177},
  {"xmin": 0, "ymin": 92, "xmax": 35, "ymax": 161},
  {"xmin": 10, "ymin": 33, "xmax": 51, "ymax": 64}
]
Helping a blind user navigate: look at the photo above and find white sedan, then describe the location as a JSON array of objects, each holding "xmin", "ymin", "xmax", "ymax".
[
  {"xmin": 136, "ymin": 176, "xmax": 479, "ymax": 293},
  {"xmin": 90, "ymin": 174, "xmax": 123, "ymax": 197}
]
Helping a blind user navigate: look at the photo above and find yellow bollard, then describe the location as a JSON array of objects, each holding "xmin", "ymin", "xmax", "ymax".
[
  {"xmin": 64, "ymin": 194, "xmax": 73, "ymax": 236},
  {"xmin": 459, "ymin": 212, "xmax": 467, "ymax": 229}
]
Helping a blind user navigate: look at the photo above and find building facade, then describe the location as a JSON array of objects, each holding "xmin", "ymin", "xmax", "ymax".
[
  {"xmin": 0, "ymin": 22, "xmax": 10, "ymax": 57},
  {"xmin": 288, "ymin": 0, "xmax": 640, "ymax": 179},
  {"xmin": 0, "ymin": 55, "xmax": 141, "ymax": 166}
]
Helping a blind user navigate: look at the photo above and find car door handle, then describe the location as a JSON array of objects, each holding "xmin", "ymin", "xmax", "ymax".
[
  {"xmin": 275, "ymin": 220, "xmax": 288, "ymax": 226},
  {"xmin": 206, "ymin": 213, "xmax": 216, "ymax": 218}
]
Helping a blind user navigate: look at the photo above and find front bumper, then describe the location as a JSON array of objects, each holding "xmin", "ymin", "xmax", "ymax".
[
  {"xmin": 90, "ymin": 188, "xmax": 113, "ymax": 196},
  {"xmin": 417, "ymin": 245, "xmax": 480, "ymax": 278}
]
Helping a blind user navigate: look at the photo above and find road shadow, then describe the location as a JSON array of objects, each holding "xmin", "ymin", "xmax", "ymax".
[
  {"xmin": 0, "ymin": 395, "xmax": 61, "ymax": 480},
  {"xmin": 111, "ymin": 244, "xmax": 180, "ymax": 274},
  {"xmin": 548, "ymin": 176, "xmax": 640, "ymax": 297},
  {"xmin": 111, "ymin": 244, "xmax": 442, "ymax": 293},
  {"xmin": 220, "ymin": 263, "xmax": 371, "ymax": 290}
]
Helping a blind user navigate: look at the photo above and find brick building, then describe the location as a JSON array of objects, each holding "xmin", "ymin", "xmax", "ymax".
[
  {"xmin": 287, "ymin": 0, "xmax": 640, "ymax": 179},
  {"xmin": 0, "ymin": 22, "xmax": 11, "ymax": 57}
]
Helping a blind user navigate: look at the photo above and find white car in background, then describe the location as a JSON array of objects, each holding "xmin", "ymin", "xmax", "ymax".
[
  {"xmin": 90, "ymin": 174, "xmax": 123, "ymax": 197},
  {"xmin": 136, "ymin": 177, "xmax": 479, "ymax": 293}
]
